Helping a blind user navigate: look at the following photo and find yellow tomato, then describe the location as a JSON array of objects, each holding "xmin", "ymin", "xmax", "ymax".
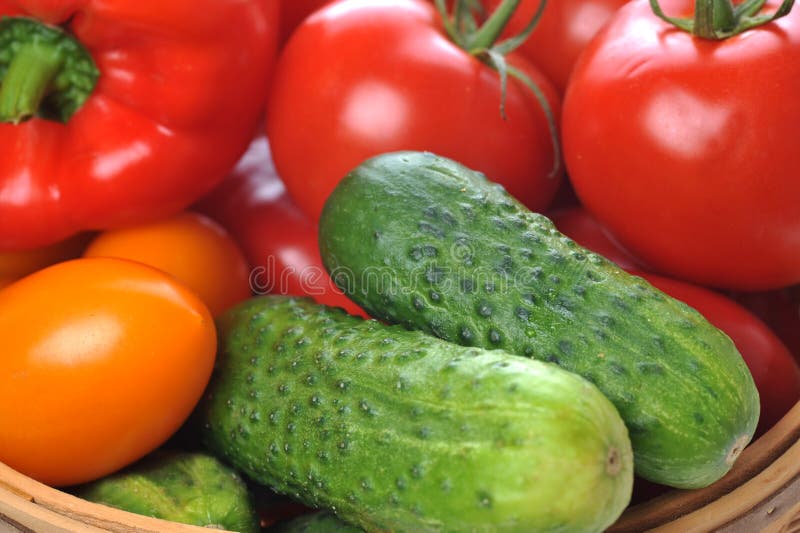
[
  {"xmin": 0, "ymin": 233, "xmax": 91, "ymax": 280},
  {"xmin": 0, "ymin": 258, "xmax": 216, "ymax": 486},
  {"xmin": 84, "ymin": 212, "xmax": 251, "ymax": 316}
]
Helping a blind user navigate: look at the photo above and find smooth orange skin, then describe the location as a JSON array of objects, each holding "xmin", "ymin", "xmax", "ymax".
[
  {"xmin": 0, "ymin": 258, "xmax": 216, "ymax": 487},
  {"xmin": 83, "ymin": 212, "xmax": 252, "ymax": 317}
]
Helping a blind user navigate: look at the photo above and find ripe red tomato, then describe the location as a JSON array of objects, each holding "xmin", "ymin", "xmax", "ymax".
[
  {"xmin": 549, "ymin": 207, "xmax": 640, "ymax": 270},
  {"xmin": 563, "ymin": 0, "xmax": 800, "ymax": 290},
  {"xmin": 551, "ymin": 207, "xmax": 800, "ymax": 435},
  {"xmin": 267, "ymin": 0, "xmax": 562, "ymax": 222},
  {"xmin": 83, "ymin": 212, "xmax": 252, "ymax": 317},
  {"xmin": 483, "ymin": 0, "xmax": 629, "ymax": 93},
  {"xmin": 733, "ymin": 288, "xmax": 800, "ymax": 363},
  {"xmin": 279, "ymin": 0, "xmax": 332, "ymax": 45},
  {"xmin": 0, "ymin": 258, "xmax": 216, "ymax": 486},
  {"xmin": 196, "ymin": 136, "xmax": 367, "ymax": 318}
]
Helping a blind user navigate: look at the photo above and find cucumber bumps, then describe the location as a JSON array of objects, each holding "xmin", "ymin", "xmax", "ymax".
[
  {"xmin": 202, "ymin": 296, "xmax": 632, "ymax": 533},
  {"xmin": 76, "ymin": 452, "xmax": 258, "ymax": 532},
  {"xmin": 319, "ymin": 151, "xmax": 760, "ymax": 488}
]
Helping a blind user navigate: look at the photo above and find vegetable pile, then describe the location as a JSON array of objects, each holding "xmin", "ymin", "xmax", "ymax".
[{"xmin": 1, "ymin": 0, "xmax": 799, "ymax": 531}]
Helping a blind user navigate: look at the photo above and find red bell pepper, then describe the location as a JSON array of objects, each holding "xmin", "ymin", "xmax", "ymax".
[
  {"xmin": 196, "ymin": 135, "xmax": 367, "ymax": 318},
  {"xmin": 0, "ymin": 0, "xmax": 278, "ymax": 251}
]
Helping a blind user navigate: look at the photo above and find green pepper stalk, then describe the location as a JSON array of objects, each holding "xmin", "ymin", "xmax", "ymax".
[
  {"xmin": 649, "ymin": 0, "xmax": 795, "ymax": 39},
  {"xmin": 0, "ymin": 16, "xmax": 99, "ymax": 124}
]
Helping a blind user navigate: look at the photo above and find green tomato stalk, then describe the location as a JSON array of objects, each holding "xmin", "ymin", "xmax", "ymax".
[
  {"xmin": 649, "ymin": 0, "xmax": 795, "ymax": 39},
  {"xmin": 434, "ymin": 0, "xmax": 561, "ymax": 179}
]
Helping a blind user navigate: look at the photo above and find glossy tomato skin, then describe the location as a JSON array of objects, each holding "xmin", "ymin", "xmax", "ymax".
[
  {"xmin": 279, "ymin": 0, "xmax": 331, "ymax": 45},
  {"xmin": 83, "ymin": 212, "xmax": 252, "ymax": 317},
  {"xmin": 196, "ymin": 136, "xmax": 367, "ymax": 318},
  {"xmin": 563, "ymin": 0, "xmax": 800, "ymax": 290},
  {"xmin": 733, "ymin": 287, "xmax": 800, "ymax": 363},
  {"xmin": 0, "ymin": 258, "xmax": 216, "ymax": 486},
  {"xmin": 483, "ymin": 0, "xmax": 629, "ymax": 93},
  {"xmin": 267, "ymin": 0, "xmax": 562, "ymax": 222},
  {"xmin": 548, "ymin": 206, "xmax": 640, "ymax": 270},
  {"xmin": 551, "ymin": 207, "xmax": 800, "ymax": 435}
]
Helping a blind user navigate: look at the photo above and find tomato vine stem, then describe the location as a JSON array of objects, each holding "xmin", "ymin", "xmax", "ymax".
[
  {"xmin": 434, "ymin": 0, "xmax": 560, "ymax": 179},
  {"xmin": 649, "ymin": 0, "xmax": 795, "ymax": 39},
  {"xmin": 467, "ymin": 0, "xmax": 521, "ymax": 50}
]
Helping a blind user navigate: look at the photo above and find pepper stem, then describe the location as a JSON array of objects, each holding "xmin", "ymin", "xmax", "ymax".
[
  {"xmin": 0, "ymin": 42, "xmax": 64, "ymax": 124},
  {"xmin": 0, "ymin": 17, "xmax": 99, "ymax": 124}
]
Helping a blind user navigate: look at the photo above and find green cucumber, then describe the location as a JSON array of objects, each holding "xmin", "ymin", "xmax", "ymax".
[
  {"xmin": 319, "ymin": 150, "xmax": 760, "ymax": 489},
  {"xmin": 201, "ymin": 296, "xmax": 633, "ymax": 533},
  {"xmin": 75, "ymin": 451, "xmax": 258, "ymax": 533},
  {"xmin": 269, "ymin": 512, "xmax": 363, "ymax": 532}
]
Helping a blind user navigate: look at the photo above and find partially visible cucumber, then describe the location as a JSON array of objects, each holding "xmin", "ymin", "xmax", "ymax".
[
  {"xmin": 269, "ymin": 512, "xmax": 363, "ymax": 532},
  {"xmin": 202, "ymin": 296, "xmax": 633, "ymax": 533},
  {"xmin": 75, "ymin": 451, "xmax": 258, "ymax": 533},
  {"xmin": 319, "ymin": 150, "xmax": 760, "ymax": 488}
]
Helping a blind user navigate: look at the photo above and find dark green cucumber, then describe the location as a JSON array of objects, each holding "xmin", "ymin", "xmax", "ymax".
[
  {"xmin": 269, "ymin": 512, "xmax": 363, "ymax": 532},
  {"xmin": 319, "ymin": 151, "xmax": 760, "ymax": 489},
  {"xmin": 202, "ymin": 296, "xmax": 633, "ymax": 533},
  {"xmin": 75, "ymin": 451, "xmax": 258, "ymax": 533}
]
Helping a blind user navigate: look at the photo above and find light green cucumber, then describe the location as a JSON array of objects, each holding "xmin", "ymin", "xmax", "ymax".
[
  {"xmin": 318, "ymin": 150, "xmax": 760, "ymax": 488},
  {"xmin": 201, "ymin": 296, "xmax": 633, "ymax": 533},
  {"xmin": 75, "ymin": 451, "xmax": 258, "ymax": 532}
]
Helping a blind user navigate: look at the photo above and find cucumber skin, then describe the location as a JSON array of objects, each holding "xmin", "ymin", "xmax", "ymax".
[
  {"xmin": 201, "ymin": 296, "xmax": 633, "ymax": 533},
  {"xmin": 318, "ymin": 151, "xmax": 760, "ymax": 489},
  {"xmin": 75, "ymin": 452, "xmax": 258, "ymax": 533},
  {"xmin": 269, "ymin": 512, "xmax": 363, "ymax": 532}
]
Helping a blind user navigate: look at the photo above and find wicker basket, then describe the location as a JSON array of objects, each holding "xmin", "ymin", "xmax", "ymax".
[{"xmin": 2, "ymin": 400, "xmax": 799, "ymax": 533}]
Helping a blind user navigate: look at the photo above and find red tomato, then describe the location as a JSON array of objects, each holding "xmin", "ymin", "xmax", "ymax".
[
  {"xmin": 279, "ymin": 0, "xmax": 332, "ymax": 45},
  {"xmin": 733, "ymin": 288, "xmax": 800, "ymax": 363},
  {"xmin": 196, "ymin": 136, "xmax": 367, "ymax": 318},
  {"xmin": 551, "ymin": 207, "xmax": 800, "ymax": 435},
  {"xmin": 562, "ymin": 0, "xmax": 800, "ymax": 290},
  {"xmin": 483, "ymin": 0, "xmax": 629, "ymax": 93},
  {"xmin": 549, "ymin": 207, "xmax": 641, "ymax": 270},
  {"xmin": 0, "ymin": 258, "xmax": 216, "ymax": 486},
  {"xmin": 267, "ymin": 0, "xmax": 562, "ymax": 222},
  {"xmin": 83, "ymin": 212, "xmax": 252, "ymax": 317}
]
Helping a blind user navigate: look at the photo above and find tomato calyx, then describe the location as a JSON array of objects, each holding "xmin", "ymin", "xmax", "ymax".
[
  {"xmin": 649, "ymin": 0, "xmax": 795, "ymax": 39},
  {"xmin": 434, "ymin": 0, "xmax": 560, "ymax": 178},
  {"xmin": 0, "ymin": 17, "xmax": 99, "ymax": 124}
]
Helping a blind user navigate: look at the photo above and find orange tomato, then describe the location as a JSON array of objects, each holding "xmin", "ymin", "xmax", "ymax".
[
  {"xmin": 0, "ymin": 233, "xmax": 91, "ymax": 280},
  {"xmin": 83, "ymin": 212, "xmax": 252, "ymax": 316},
  {"xmin": 0, "ymin": 258, "xmax": 216, "ymax": 486}
]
